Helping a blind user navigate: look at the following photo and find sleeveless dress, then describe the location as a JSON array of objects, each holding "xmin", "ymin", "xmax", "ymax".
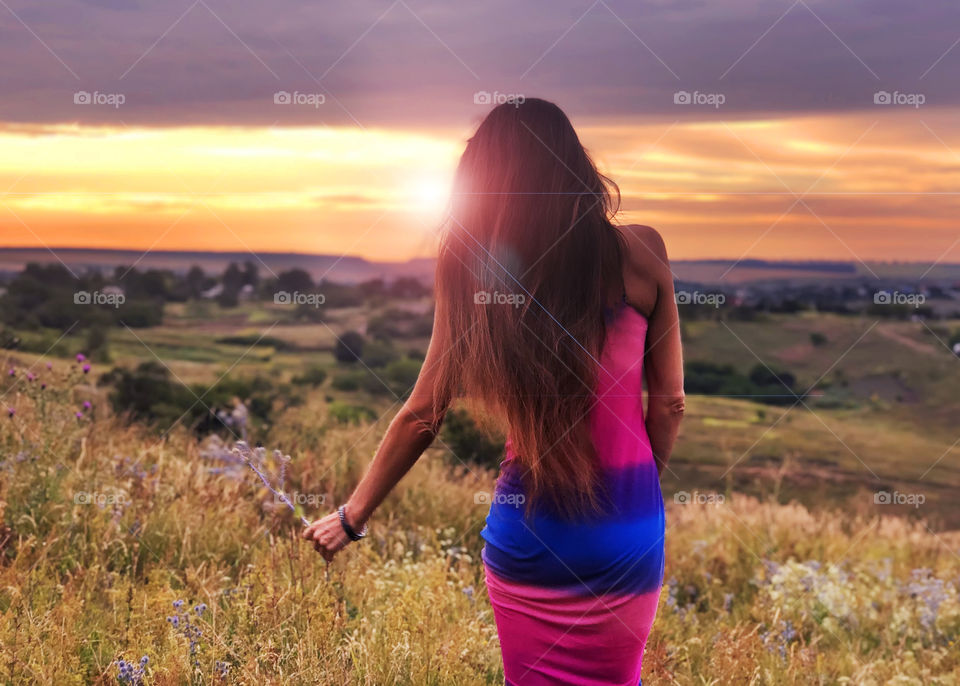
[{"xmin": 481, "ymin": 297, "xmax": 665, "ymax": 686}]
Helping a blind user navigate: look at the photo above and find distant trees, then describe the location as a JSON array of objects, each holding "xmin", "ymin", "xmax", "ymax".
[
  {"xmin": 217, "ymin": 263, "xmax": 242, "ymax": 307},
  {"xmin": 684, "ymin": 360, "xmax": 802, "ymax": 405},
  {"xmin": 274, "ymin": 268, "xmax": 313, "ymax": 295},
  {"xmin": 0, "ymin": 263, "xmax": 162, "ymax": 331},
  {"xmin": 0, "ymin": 259, "xmax": 434, "ymax": 336},
  {"xmin": 185, "ymin": 266, "xmax": 212, "ymax": 299}
]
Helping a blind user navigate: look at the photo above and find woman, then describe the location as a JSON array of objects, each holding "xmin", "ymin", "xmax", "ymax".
[{"xmin": 304, "ymin": 98, "xmax": 685, "ymax": 685}]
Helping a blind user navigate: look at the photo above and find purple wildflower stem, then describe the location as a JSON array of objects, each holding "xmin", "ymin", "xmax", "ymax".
[
  {"xmin": 238, "ymin": 443, "xmax": 310, "ymax": 527},
  {"xmin": 278, "ymin": 455, "xmax": 288, "ymax": 491}
]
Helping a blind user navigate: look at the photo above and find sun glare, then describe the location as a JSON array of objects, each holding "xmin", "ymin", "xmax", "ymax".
[{"xmin": 409, "ymin": 176, "xmax": 452, "ymax": 216}]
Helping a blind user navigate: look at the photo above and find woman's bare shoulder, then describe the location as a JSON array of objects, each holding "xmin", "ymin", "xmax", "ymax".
[
  {"xmin": 618, "ymin": 224, "xmax": 671, "ymax": 278},
  {"xmin": 617, "ymin": 225, "xmax": 673, "ymax": 317}
]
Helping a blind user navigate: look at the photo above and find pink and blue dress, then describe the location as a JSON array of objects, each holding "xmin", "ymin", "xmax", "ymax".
[{"xmin": 481, "ymin": 299, "xmax": 664, "ymax": 686}]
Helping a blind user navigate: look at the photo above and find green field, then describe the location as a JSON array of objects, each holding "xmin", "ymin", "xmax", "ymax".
[{"xmin": 8, "ymin": 305, "xmax": 958, "ymax": 525}]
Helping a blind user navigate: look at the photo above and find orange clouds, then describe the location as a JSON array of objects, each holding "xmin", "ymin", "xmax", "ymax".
[{"xmin": 1, "ymin": 108, "xmax": 958, "ymax": 264}]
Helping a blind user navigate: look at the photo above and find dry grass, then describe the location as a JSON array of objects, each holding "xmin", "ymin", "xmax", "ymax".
[{"xmin": 1, "ymin": 361, "xmax": 958, "ymax": 684}]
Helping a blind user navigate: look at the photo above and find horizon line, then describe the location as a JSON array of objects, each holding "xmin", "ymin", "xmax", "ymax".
[{"xmin": 0, "ymin": 246, "xmax": 957, "ymax": 268}]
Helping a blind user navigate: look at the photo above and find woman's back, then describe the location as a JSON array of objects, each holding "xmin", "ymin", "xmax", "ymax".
[
  {"xmin": 481, "ymin": 291, "xmax": 666, "ymax": 686},
  {"xmin": 481, "ymin": 297, "xmax": 664, "ymax": 594}
]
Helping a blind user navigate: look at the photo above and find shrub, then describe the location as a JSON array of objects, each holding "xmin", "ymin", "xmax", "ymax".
[
  {"xmin": 334, "ymin": 331, "xmax": 365, "ymax": 363},
  {"xmin": 331, "ymin": 371, "xmax": 365, "ymax": 392},
  {"xmin": 361, "ymin": 340, "xmax": 400, "ymax": 367},
  {"xmin": 684, "ymin": 361, "xmax": 801, "ymax": 405},
  {"xmin": 292, "ymin": 367, "xmax": 328, "ymax": 387},
  {"xmin": 328, "ymin": 401, "xmax": 378, "ymax": 424},
  {"xmin": 440, "ymin": 408, "xmax": 504, "ymax": 470}
]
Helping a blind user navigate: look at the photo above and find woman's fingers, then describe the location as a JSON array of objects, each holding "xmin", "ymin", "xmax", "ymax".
[
  {"xmin": 302, "ymin": 519, "xmax": 321, "ymax": 540},
  {"xmin": 302, "ymin": 511, "xmax": 353, "ymax": 560}
]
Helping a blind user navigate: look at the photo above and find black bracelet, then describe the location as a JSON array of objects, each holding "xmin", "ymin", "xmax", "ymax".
[{"xmin": 338, "ymin": 505, "xmax": 367, "ymax": 541}]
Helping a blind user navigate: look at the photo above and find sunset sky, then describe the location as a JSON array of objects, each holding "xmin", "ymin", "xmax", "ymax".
[{"xmin": 1, "ymin": 0, "xmax": 958, "ymax": 264}]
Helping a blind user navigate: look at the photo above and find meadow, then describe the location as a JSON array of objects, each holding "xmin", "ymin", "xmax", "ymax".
[{"xmin": 1, "ymin": 293, "xmax": 960, "ymax": 684}]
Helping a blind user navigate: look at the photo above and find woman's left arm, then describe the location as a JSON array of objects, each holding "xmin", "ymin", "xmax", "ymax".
[{"xmin": 303, "ymin": 311, "xmax": 451, "ymax": 561}]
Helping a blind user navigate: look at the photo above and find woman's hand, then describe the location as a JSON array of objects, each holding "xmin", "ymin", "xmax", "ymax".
[{"xmin": 302, "ymin": 511, "xmax": 351, "ymax": 562}]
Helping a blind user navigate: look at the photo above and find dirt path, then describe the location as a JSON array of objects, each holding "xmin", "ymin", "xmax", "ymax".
[{"xmin": 875, "ymin": 324, "xmax": 941, "ymax": 357}]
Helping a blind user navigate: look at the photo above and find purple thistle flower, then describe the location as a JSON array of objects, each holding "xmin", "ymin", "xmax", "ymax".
[
  {"xmin": 76, "ymin": 353, "xmax": 86, "ymax": 363},
  {"xmin": 82, "ymin": 363, "xmax": 91, "ymax": 374},
  {"xmin": 7, "ymin": 368, "xmax": 13, "ymax": 377},
  {"xmin": 83, "ymin": 401, "xmax": 92, "ymax": 410},
  {"xmin": 115, "ymin": 655, "xmax": 146, "ymax": 685},
  {"xmin": 46, "ymin": 362, "xmax": 53, "ymax": 370},
  {"xmin": 6, "ymin": 408, "xmax": 13, "ymax": 418},
  {"xmin": 26, "ymin": 372, "xmax": 35, "ymax": 382},
  {"xmin": 40, "ymin": 383, "xmax": 46, "ymax": 390},
  {"xmin": 235, "ymin": 441, "xmax": 310, "ymax": 527},
  {"xmin": 76, "ymin": 411, "xmax": 84, "ymax": 419}
]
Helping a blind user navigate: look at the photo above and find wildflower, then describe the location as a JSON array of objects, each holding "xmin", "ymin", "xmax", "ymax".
[
  {"xmin": 194, "ymin": 603, "xmax": 207, "ymax": 615},
  {"xmin": 40, "ymin": 383, "xmax": 46, "ymax": 390},
  {"xmin": 235, "ymin": 441, "xmax": 310, "ymax": 527},
  {"xmin": 6, "ymin": 408, "xmax": 13, "ymax": 418},
  {"xmin": 115, "ymin": 656, "xmax": 147, "ymax": 685},
  {"xmin": 7, "ymin": 368, "xmax": 13, "ymax": 377},
  {"xmin": 26, "ymin": 372, "xmax": 35, "ymax": 382},
  {"xmin": 173, "ymin": 599, "xmax": 184, "ymax": 610},
  {"xmin": 76, "ymin": 412, "xmax": 84, "ymax": 419},
  {"xmin": 76, "ymin": 353, "xmax": 86, "ymax": 362},
  {"xmin": 46, "ymin": 362, "xmax": 52, "ymax": 370},
  {"xmin": 83, "ymin": 401, "xmax": 92, "ymax": 410},
  {"xmin": 905, "ymin": 568, "xmax": 948, "ymax": 632},
  {"xmin": 83, "ymin": 363, "xmax": 91, "ymax": 374},
  {"xmin": 463, "ymin": 586, "xmax": 475, "ymax": 600}
]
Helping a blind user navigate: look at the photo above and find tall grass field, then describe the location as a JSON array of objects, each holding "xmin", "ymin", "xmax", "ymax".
[{"xmin": 1, "ymin": 355, "xmax": 958, "ymax": 685}]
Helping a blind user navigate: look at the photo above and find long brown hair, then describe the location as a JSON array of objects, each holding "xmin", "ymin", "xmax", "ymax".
[{"xmin": 432, "ymin": 98, "xmax": 626, "ymax": 518}]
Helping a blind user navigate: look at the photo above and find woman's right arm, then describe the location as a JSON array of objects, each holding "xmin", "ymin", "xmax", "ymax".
[
  {"xmin": 624, "ymin": 225, "xmax": 685, "ymax": 476},
  {"xmin": 302, "ymin": 303, "xmax": 452, "ymax": 560}
]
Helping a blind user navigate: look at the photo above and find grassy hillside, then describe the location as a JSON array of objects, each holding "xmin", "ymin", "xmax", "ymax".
[{"xmin": 1, "ymin": 362, "xmax": 958, "ymax": 684}]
